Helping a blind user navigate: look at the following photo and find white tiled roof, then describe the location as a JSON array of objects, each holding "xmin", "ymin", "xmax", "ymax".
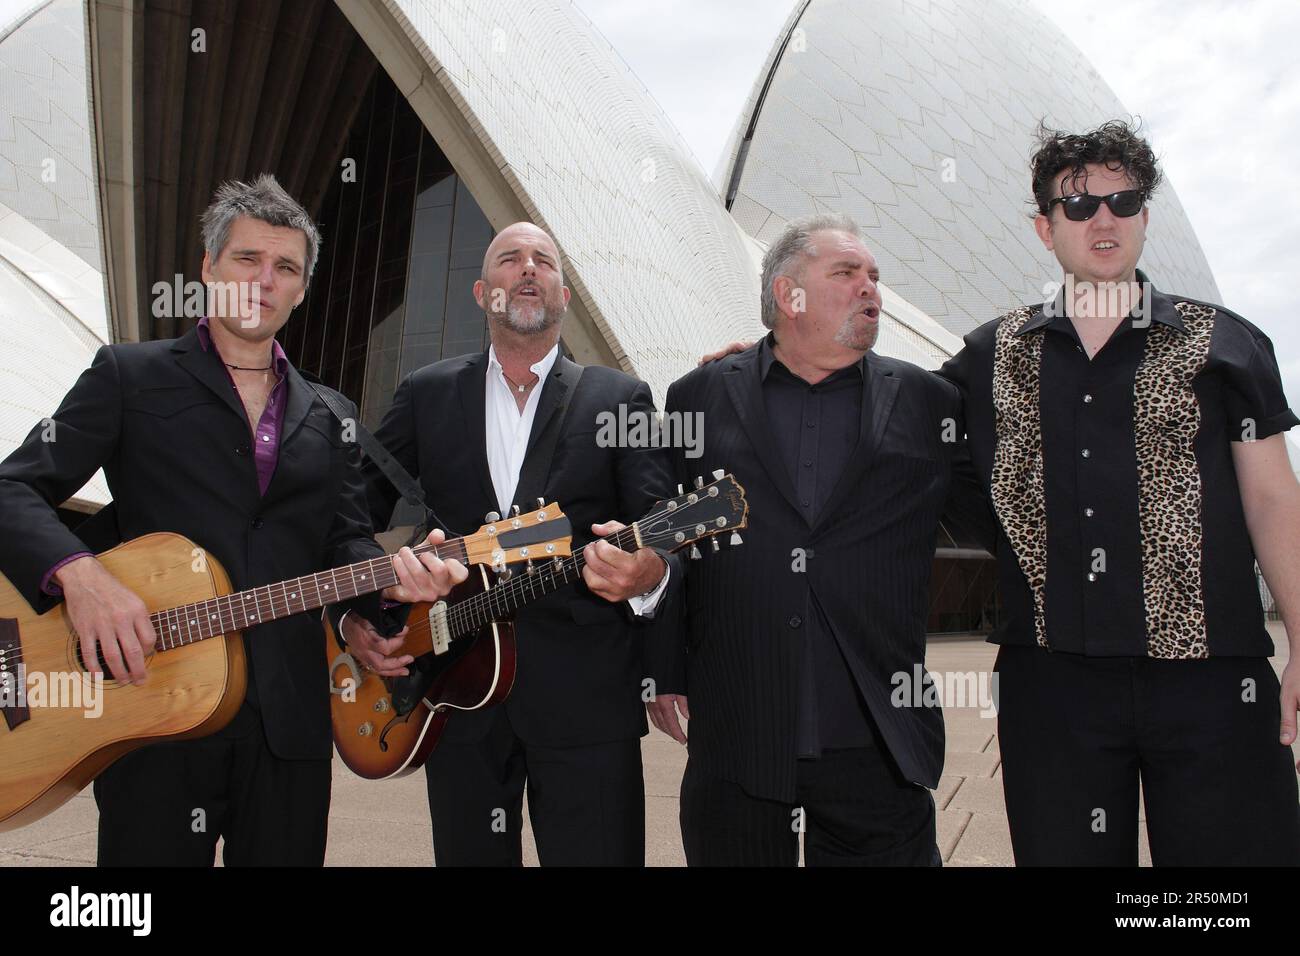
[
  {"xmin": 0, "ymin": 204, "xmax": 108, "ymax": 507},
  {"xmin": 0, "ymin": 0, "xmax": 100, "ymax": 273},
  {"xmin": 387, "ymin": 0, "xmax": 767, "ymax": 400},
  {"xmin": 720, "ymin": 0, "xmax": 1222, "ymax": 338}
]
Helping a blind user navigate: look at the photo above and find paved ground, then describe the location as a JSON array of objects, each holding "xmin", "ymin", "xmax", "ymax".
[{"xmin": 2, "ymin": 625, "xmax": 1293, "ymax": 866}]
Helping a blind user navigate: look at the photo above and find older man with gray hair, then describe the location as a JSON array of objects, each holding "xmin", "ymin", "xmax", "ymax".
[
  {"xmin": 0, "ymin": 174, "xmax": 463, "ymax": 865},
  {"xmin": 645, "ymin": 213, "xmax": 990, "ymax": 865}
]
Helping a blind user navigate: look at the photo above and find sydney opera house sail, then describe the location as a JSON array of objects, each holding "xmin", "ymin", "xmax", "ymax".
[{"xmin": 0, "ymin": 0, "xmax": 1222, "ymax": 515}]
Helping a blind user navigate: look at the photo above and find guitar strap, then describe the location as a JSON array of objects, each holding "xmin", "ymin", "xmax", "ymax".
[{"xmin": 305, "ymin": 380, "xmax": 437, "ymax": 546}]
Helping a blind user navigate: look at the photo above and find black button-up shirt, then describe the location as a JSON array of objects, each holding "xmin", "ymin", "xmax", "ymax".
[
  {"xmin": 760, "ymin": 336, "xmax": 875, "ymax": 754},
  {"xmin": 941, "ymin": 273, "xmax": 1297, "ymax": 658}
]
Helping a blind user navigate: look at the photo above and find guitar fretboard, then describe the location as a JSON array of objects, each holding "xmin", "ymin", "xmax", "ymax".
[
  {"xmin": 446, "ymin": 527, "xmax": 642, "ymax": 638},
  {"xmin": 151, "ymin": 539, "xmax": 469, "ymax": 650}
]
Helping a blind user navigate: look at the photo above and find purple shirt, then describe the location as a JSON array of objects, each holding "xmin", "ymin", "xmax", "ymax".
[
  {"xmin": 41, "ymin": 319, "xmax": 290, "ymax": 596},
  {"xmin": 195, "ymin": 316, "xmax": 290, "ymax": 497}
]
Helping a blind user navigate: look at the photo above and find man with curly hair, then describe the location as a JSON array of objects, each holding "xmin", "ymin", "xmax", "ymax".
[{"xmin": 939, "ymin": 120, "xmax": 1300, "ymax": 865}]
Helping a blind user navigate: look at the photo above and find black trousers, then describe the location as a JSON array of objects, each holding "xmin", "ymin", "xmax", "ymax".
[
  {"xmin": 996, "ymin": 643, "xmax": 1300, "ymax": 866},
  {"xmin": 93, "ymin": 702, "xmax": 331, "ymax": 866},
  {"xmin": 423, "ymin": 707, "xmax": 645, "ymax": 866},
  {"xmin": 680, "ymin": 745, "xmax": 940, "ymax": 866}
]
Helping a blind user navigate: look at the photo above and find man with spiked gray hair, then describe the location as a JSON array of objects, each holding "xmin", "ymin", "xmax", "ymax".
[
  {"xmin": 0, "ymin": 174, "xmax": 463, "ymax": 865},
  {"xmin": 646, "ymin": 213, "xmax": 991, "ymax": 865}
]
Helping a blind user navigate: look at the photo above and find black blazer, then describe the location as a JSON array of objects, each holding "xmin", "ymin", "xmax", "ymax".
[
  {"xmin": 646, "ymin": 344, "xmax": 992, "ymax": 802},
  {"xmin": 363, "ymin": 350, "xmax": 680, "ymax": 749},
  {"xmin": 0, "ymin": 328, "xmax": 386, "ymax": 759}
]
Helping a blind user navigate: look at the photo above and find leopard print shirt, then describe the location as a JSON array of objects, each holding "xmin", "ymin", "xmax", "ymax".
[{"xmin": 989, "ymin": 301, "xmax": 1217, "ymax": 658}]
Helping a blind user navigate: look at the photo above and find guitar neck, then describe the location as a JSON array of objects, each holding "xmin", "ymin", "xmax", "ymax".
[
  {"xmin": 151, "ymin": 538, "xmax": 470, "ymax": 650},
  {"xmin": 446, "ymin": 526, "xmax": 642, "ymax": 639}
]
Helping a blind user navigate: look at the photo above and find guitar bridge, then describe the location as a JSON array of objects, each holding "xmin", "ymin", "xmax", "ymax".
[
  {"xmin": 427, "ymin": 601, "xmax": 450, "ymax": 656},
  {"xmin": 0, "ymin": 619, "xmax": 28, "ymax": 731}
]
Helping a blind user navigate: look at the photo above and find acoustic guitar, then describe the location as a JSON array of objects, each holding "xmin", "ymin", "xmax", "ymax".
[
  {"xmin": 0, "ymin": 504, "xmax": 572, "ymax": 831},
  {"xmin": 328, "ymin": 472, "xmax": 749, "ymax": 780}
]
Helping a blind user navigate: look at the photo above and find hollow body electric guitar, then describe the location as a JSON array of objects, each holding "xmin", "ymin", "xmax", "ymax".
[
  {"xmin": 328, "ymin": 473, "xmax": 749, "ymax": 780},
  {"xmin": 0, "ymin": 505, "xmax": 571, "ymax": 832}
]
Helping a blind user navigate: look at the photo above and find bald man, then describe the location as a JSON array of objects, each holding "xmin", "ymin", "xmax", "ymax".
[{"xmin": 352, "ymin": 222, "xmax": 679, "ymax": 866}]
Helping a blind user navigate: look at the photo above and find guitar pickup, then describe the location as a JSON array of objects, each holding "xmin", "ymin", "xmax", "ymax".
[{"xmin": 427, "ymin": 601, "xmax": 450, "ymax": 656}]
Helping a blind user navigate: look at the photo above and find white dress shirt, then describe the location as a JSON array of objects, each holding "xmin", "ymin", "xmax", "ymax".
[{"xmin": 485, "ymin": 344, "xmax": 668, "ymax": 616}]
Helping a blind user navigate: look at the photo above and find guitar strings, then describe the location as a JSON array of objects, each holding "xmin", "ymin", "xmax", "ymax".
[
  {"xmin": 43, "ymin": 486, "xmax": 731, "ymax": 675},
  {"xmin": 146, "ymin": 536, "xmax": 474, "ymax": 652},
  {"xmin": 445, "ymin": 493, "xmax": 731, "ymax": 637}
]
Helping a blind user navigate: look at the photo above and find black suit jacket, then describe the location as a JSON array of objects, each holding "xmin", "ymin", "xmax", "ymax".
[
  {"xmin": 363, "ymin": 350, "xmax": 680, "ymax": 748},
  {"xmin": 646, "ymin": 344, "xmax": 992, "ymax": 802},
  {"xmin": 0, "ymin": 328, "xmax": 386, "ymax": 760}
]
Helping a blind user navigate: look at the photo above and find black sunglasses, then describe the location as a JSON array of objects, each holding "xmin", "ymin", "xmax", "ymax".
[{"xmin": 1046, "ymin": 189, "xmax": 1145, "ymax": 221}]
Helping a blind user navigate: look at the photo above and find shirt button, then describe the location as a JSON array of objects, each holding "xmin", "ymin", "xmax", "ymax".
[
  {"xmin": 251, "ymin": 517, "xmax": 264, "ymax": 530},
  {"xmin": 788, "ymin": 615, "xmax": 802, "ymax": 628},
  {"xmin": 803, "ymin": 460, "xmax": 812, "ymax": 467},
  {"xmin": 236, "ymin": 445, "xmax": 249, "ymax": 456},
  {"xmin": 1084, "ymin": 507, "xmax": 1095, "ymax": 517},
  {"xmin": 806, "ymin": 421, "xmax": 815, "ymax": 428},
  {"xmin": 261, "ymin": 435, "xmax": 271, "ymax": 442},
  {"xmin": 1083, "ymin": 394, "xmax": 1093, "ymax": 403},
  {"xmin": 1081, "ymin": 448, "xmax": 1091, "ymax": 459},
  {"xmin": 1087, "ymin": 572, "xmax": 1097, "ymax": 582}
]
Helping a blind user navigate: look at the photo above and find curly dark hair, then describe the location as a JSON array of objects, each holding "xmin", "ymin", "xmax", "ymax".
[{"xmin": 1030, "ymin": 119, "xmax": 1163, "ymax": 216}]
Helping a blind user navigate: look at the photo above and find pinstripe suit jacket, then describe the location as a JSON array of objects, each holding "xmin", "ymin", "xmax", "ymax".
[{"xmin": 647, "ymin": 343, "xmax": 991, "ymax": 801}]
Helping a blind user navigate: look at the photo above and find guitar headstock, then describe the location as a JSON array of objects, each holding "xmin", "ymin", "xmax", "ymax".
[
  {"xmin": 635, "ymin": 471, "xmax": 749, "ymax": 558},
  {"xmin": 462, "ymin": 501, "xmax": 573, "ymax": 569}
]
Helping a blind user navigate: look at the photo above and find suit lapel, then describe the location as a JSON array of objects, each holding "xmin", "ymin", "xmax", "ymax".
[
  {"xmin": 524, "ymin": 354, "xmax": 578, "ymax": 459},
  {"xmin": 515, "ymin": 355, "xmax": 581, "ymax": 507},
  {"xmin": 722, "ymin": 348, "xmax": 805, "ymax": 523},
  {"xmin": 456, "ymin": 353, "xmax": 497, "ymax": 511},
  {"xmin": 812, "ymin": 353, "xmax": 899, "ymax": 535},
  {"xmin": 279, "ymin": 364, "xmax": 316, "ymax": 447},
  {"xmin": 172, "ymin": 327, "xmax": 245, "ymax": 421}
]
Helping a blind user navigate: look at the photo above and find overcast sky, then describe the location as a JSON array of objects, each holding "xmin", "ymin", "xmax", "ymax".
[{"xmin": 576, "ymin": 0, "xmax": 1300, "ymax": 458}]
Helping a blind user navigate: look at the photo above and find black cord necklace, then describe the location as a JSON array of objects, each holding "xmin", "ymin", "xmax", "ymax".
[
  {"xmin": 501, "ymin": 370, "xmax": 537, "ymax": 393},
  {"xmin": 225, "ymin": 362, "xmax": 274, "ymax": 372}
]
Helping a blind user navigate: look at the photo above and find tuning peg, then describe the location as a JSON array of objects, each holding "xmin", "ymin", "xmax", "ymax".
[
  {"xmin": 492, "ymin": 553, "xmax": 507, "ymax": 573},
  {"xmin": 690, "ymin": 544, "xmax": 702, "ymax": 560},
  {"xmin": 511, "ymin": 504, "xmax": 521, "ymax": 517},
  {"xmin": 694, "ymin": 476, "xmax": 704, "ymax": 489},
  {"xmin": 536, "ymin": 497, "xmax": 545, "ymax": 509},
  {"xmin": 676, "ymin": 483, "xmax": 684, "ymax": 495},
  {"xmin": 730, "ymin": 532, "xmax": 743, "ymax": 546},
  {"xmin": 526, "ymin": 560, "xmax": 536, "ymax": 575},
  {"xmin": 498, "ymin": 566, "xmax": 514, "ymax": 581},
  {"xmin": 485, "ymin": 511, "xmax": 500, "ymax": 523},
  {"xmin": 712, "ymin": 469, "xmax": 724, "ymax": 480},
  {"xmin": 710, "ymin": 538, "xmax": 720, "ymax": 553}
]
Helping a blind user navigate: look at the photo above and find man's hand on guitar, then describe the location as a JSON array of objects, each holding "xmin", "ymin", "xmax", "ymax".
[
  {"xmin": 341, "ymin": 614, "xmax": 414, "ymax": 677},
  {"xmin": 55, "ymin": 556, "xmax": 157, "ymax": 685},
  {"xmin": 647, "ymin": 692, "xmax": 689, "ymax": 745},
  {"xmin": 697, "ymin": 339, "xmax": 754, "ymax": 366},
  {"xmin": 382, "ymin": 528, "xmax": 468, "ymax": 605},
  {"xmin": 582, "ymin": 520, "xmax": 667, "ymax": 603}
]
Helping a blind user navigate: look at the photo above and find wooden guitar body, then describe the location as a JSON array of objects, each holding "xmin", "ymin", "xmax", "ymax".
[
  {"xmin": 0, "ymin": 533, "xmax": 243, "ymax": 831},
  {"xmin": 327, "ymin": 565, "xmax": 517, "ymax": 780}
]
